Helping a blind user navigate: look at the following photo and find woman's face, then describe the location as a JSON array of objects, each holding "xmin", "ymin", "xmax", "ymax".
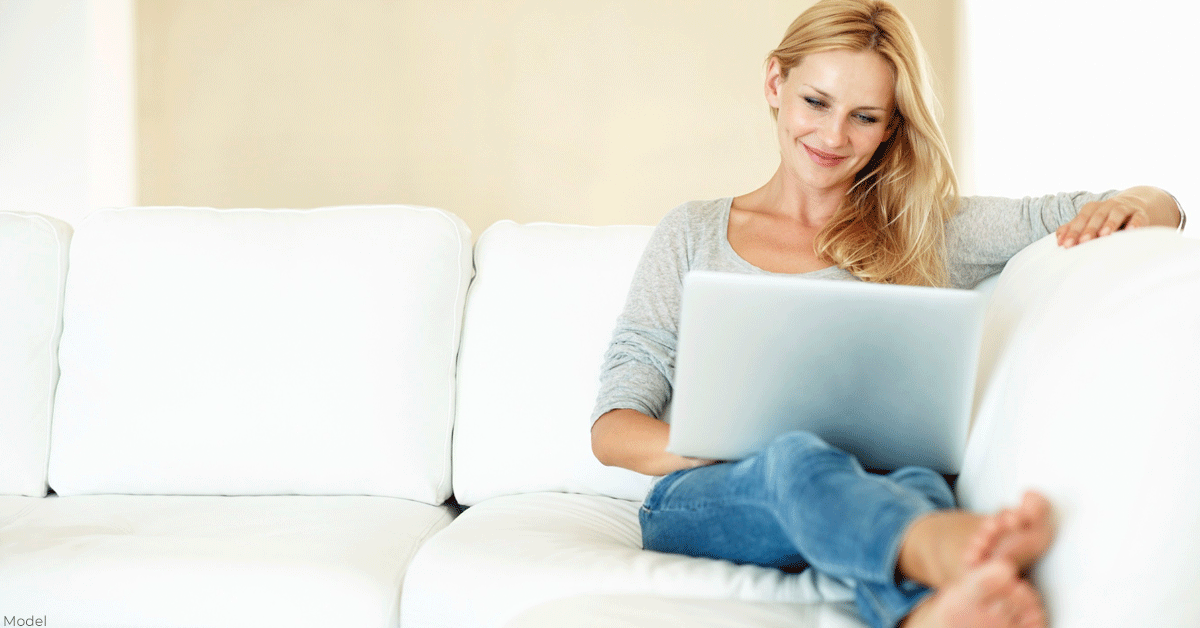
[{"xmin": 766, "ymin": 49, "xmax": 896, "ymax": 196}]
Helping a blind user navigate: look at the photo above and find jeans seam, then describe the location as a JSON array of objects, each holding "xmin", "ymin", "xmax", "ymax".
[{"xmin": 782, "ymin": 454, "xmax": 889, "ymax": 583}]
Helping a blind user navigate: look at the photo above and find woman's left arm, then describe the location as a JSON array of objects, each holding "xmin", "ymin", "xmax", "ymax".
[{"xmin": 1056, "ymin": 186, "xmax": 1184, "ymax": 248}]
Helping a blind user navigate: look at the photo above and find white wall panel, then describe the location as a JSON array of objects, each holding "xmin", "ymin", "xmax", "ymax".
[
  {"xmin": 0, "ymin": 0, "xmax": 134, "ymax": 225},
  {"xmin": 958, "ymin": 0, "xmax": 1196, "ymax": 235}
]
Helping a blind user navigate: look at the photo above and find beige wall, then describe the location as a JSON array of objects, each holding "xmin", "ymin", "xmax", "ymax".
[{"xmin": 137, "ymin": 0, "xmax": 957, "ymax": 237}]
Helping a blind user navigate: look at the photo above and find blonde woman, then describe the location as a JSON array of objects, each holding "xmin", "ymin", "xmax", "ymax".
[{"xmin": 590, "ymin": 1, "xmax": 1184, "ymax": 627}]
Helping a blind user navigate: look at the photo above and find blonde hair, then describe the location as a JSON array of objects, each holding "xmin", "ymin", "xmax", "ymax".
[{"xmin": 770, "ymin": 0, "xmax": 958, "ymax": 286}]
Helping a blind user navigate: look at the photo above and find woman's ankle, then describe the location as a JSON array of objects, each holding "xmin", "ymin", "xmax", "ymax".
[{"xmin": 897, "ymin": 510, "xmax": 984, "ymax": 588}]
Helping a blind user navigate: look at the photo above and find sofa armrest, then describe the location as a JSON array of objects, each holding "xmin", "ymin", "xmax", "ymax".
[{"xmin": 959, "ymin": 228, "xmax": 1200, "ymax": 627}]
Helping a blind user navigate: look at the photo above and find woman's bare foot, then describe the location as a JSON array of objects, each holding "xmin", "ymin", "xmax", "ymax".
[
  {"xmin": 902, "ymin": 560, "xmax": 1046, "ymax": 628},
  {"xmin": 897, "ymin": 493, "xmax": 1055, "ymax": 628},
  {"xmin": 963, "ymin": 491, "xmax": 1055, "ymax": 573},
  {"xmin": 898, "ymin": 491, "xmax": 1056, "ymax": 588}
]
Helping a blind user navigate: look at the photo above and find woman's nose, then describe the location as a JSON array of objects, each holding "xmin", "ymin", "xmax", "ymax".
[{"xmin": 820, "ymin": 117, "xmax": 849, "ymax": 148}]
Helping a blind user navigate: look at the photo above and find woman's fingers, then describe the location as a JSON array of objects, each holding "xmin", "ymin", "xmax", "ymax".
[{"xmin": 1057, "ymin": 199, "xmax": 1149, "ymax": 248}]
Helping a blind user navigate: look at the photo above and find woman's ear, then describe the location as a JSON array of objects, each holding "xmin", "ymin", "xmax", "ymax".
[{"xmin": 764, "ymin": 57, "xmax": 784, "ymax": 110}]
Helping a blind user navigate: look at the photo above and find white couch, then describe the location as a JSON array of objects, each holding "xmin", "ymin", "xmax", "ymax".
[{"xmin": 1, "ymin": 205, "xmax": 1198, "ymax": 628}]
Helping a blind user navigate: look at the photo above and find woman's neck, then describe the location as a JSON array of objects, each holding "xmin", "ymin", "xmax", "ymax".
[
  {"xmin": 734, "ymin": 167, "xmax": 848, "ymax": 228},
  {"xmin": 726, "ymin": 167, "xmax": 847, "ymax": 275}
]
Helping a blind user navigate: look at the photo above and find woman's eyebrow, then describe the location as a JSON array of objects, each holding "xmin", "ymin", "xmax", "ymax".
[{"xmin": 803, "ymin": 85, "xmax": 888, "ymax": 112}]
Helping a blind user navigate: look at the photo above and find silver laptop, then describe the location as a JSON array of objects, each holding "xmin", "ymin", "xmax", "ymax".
[{"xmin": 666, "ymin": 271, "xmax": 988, "ymax": 474}]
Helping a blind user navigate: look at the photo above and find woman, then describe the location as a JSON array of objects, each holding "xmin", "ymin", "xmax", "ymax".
[{"xmin": 590, "ymin": 1, "xmax": 1185, "ymax": 628}]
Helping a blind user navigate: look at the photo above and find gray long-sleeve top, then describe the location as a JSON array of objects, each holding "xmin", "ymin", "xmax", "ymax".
[{"xmin": 591, "ymin": 192, "xmax": 1116, "ymax": 427}]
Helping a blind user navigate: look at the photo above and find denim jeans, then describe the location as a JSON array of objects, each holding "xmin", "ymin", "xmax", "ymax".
[{"xmin": 640, "ymin": 431, "xmax": 956, "ymax": 628}]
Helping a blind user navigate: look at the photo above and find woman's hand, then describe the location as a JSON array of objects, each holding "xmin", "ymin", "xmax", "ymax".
[
  {"xmin": 591, "ymin": 409, "xmax": 720, "ymax": 476},
  {"xmin": 1057, "ymin": 186, "xmax": 1183, "ymax": 248}
]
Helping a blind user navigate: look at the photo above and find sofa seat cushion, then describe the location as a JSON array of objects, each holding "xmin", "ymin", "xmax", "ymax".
[
  {"xmin": 504, "ymin": 594, "xmax": 865, "ymax": 628},
  {"xmin": 0, "ymin": 494, "xmax": 454, "ymax": 627},
  {"xmin": 0, "ymin": 212, "xmax": 71, "ymax": 496},
  {"xmin": 399, "ymin": 492, "xmax": 854, "ymax": 628}
]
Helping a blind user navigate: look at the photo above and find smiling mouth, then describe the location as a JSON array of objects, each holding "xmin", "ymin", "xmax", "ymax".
[{"xmin": 803, "ymin": 144, "xmax": 846, "ymax": 167}]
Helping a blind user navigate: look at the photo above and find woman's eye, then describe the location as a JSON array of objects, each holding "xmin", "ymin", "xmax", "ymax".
[
  {"xmin": 855, "ymin": 113, "xmax": 879, "ymax": 124},
  {"xmin": 804, "ymin": 97, "xmax": 826, "ymax": 109}
]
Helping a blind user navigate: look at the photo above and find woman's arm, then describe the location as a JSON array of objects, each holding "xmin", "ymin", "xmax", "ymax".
[
  {"xmin": 590, "ymin": 204, "xmax": 708, "ymax": 476},
  {"xmin": 1056, "ymin": 186, "xmax": 1183, "ymax": 248},
  {"xmin": 591, "ymin": 409, "xmax": 716, "ymax": 476}
]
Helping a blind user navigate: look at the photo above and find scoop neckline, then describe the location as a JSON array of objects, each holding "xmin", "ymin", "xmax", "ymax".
[{"xmin": 716, "ymin": 196, "xmax": 845, "ymax": 278}]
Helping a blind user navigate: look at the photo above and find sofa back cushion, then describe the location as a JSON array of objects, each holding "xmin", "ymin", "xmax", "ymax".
[
  {"xmin": 959, "ymin": 229, "xmax": 1200, "ymax": 628},
  {"xmin": 453, "ymin": 221, "xmax": 655, "ymax": 505},
  {"xmin": 0, "ymin": 212, "xmax": 72, "ymax": 496},
  {"xmin": 49, "ymin": 206, "xmax": 471, "ymax": 503}
]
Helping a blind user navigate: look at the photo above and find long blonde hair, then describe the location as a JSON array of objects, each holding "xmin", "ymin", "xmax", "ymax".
[{"xmin": 769, "ymin": 0, "xmax": 958, "ymax": 286}]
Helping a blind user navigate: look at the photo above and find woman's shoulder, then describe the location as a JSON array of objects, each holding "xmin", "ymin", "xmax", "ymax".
[
  {"xmin": 655, "ymin": 197, "xmax": 732, "ymax": 239},
  {"xmin": 661, "ymin": 197, "xmax": 730, "ymax": 222},
  {"xmin": 635, "ymin": 198, "xmax": 735, "ymax": 272}
]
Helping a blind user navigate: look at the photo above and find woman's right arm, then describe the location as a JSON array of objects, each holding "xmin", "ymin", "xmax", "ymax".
[
  {"xmin": 591, "ymin": 203, "xmax": 720, "ymax": 476},
  {"xmin": 591, "ymin": 408, "xmax": 716, "ymax": 476}
]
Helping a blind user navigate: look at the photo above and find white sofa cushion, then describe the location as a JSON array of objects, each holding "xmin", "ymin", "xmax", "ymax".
[
  {"xmin": 399, "ymin": 492, "xmax": 854, "ymax": 628},
  {"xmin": 0, "ymin": 494, "xmax": 453, "ymax": 627},
  {"xmin": 0, "ymin": 212, "xmax": 71, "ymax": 496},
  {"xmin": 453, "ymin": 221, "xmax": 656, "ymax": 505},
  {"xmin": 49, "ymin": 206, "xmax": 471, "ymax": 503},
  {"xmin": 958, "ymin": 228, "xmax": 1200, "ymax": 628}
]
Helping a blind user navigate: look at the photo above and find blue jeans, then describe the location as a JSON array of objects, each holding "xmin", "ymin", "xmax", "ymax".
[{"xmin": 640, "ymin": 431, "xmax": 956, "ymax": 628}]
